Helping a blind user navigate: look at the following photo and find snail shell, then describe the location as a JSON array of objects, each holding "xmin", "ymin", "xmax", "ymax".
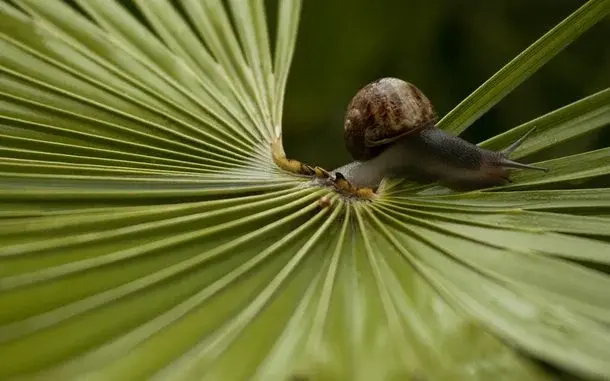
[{"xmin": 344, "ymin": 77, "xmax": 437, "ymax": 161}]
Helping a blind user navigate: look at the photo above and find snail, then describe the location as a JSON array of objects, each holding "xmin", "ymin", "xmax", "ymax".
[{"xmin": 333, "ymin": 77, "xmax": 548, "ymax": 191}]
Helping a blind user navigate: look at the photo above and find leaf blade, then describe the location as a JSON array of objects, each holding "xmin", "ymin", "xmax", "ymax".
[{"xmin": 438, "ymin": 0, "xmax": 610, "ymax": 136}]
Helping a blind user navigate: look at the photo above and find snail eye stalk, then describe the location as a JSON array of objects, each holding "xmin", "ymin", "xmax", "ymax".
[{"xmin": 499, "ymin": 127, "xmax": 549, "ymax": 172}]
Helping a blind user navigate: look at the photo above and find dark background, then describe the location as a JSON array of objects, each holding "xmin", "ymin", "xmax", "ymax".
[{"xmin": 281, "ymin": 0, "xmax": 610, "ymax": 169}]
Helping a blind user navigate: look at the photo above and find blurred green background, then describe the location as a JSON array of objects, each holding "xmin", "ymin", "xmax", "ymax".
[{"xmin": 281, "ymin": 0, "xmax": 610, "ymax": 170}]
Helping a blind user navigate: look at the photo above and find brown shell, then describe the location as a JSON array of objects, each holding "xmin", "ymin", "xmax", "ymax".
[{"xmin": 344, "ymin": 77, "xmax": 437, "ymax": 161}]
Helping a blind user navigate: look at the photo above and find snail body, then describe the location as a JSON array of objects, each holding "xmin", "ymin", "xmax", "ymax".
[{"xmin": 337, "ymin": 77, "xmax": 548, "ymax": 190}]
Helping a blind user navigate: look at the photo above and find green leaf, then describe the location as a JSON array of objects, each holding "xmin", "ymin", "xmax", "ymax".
[
  {"xmin": 1, "ymin": 0, "xmax": 610, "ymax": 380},
  {"xmin": 437, "ymin": 0, "xmax": 609, "ymax": 135},
  {"xmin": 480, "ymin": 88, "xmax": 610, "ymax": 157},
  {"xmin": 369, "ymin": 208, "xmax": 610, "ymax": 377},
  {"xmin": 504, "ymin": 148, "xmax": 610, "ymax": 189}
]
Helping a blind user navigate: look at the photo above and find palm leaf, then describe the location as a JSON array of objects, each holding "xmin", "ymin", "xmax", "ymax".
[{"xmin": 1, "ymin": 0, "xmax": 609, "ymax": 380}]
